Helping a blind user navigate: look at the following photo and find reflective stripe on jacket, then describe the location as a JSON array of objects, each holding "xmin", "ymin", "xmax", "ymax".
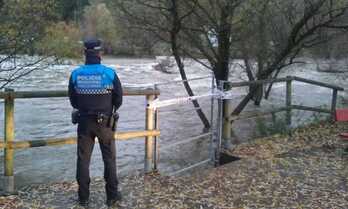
[{"xmin": 68, "ymin": 64, "xmax": 123, "ymax": 114}]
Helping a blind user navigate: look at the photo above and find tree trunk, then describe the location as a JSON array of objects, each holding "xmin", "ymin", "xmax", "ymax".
[
  {"xmin": 214, "ymin": 2, "xmax": 234, "ymax": 146},
  {"xmin": 252, "ymin": 2, "xmax": 268, "ymax": 106},
  {"xmin": 232, "ymin": 90, "xmax": 254, "ymax": 116},
  {"xmin": 231, "ymin": 67, "xmax": 276, "ymax": 118},
  {"xmin": 169, "ymin": 0, "xmax": 210, "ymax": 130},
  {"xmin": 252, "ymin": 85, "xmax": 263, "ymax": 105},
  {"xmin": 214, "ymin": 2, "xmax": 232, "ymax": 82},
  {"xmin": 265, "ymin": 69, "xmax": 281, "ymax": 99},
  {"xmin": 172, "ymin": 44, "xmax": 211, "ymax": 130}
]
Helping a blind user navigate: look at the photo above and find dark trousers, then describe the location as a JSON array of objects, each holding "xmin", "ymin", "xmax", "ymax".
[{"xmin": 76, "ymin": 117, "xmax": 118, "ymax": 201}]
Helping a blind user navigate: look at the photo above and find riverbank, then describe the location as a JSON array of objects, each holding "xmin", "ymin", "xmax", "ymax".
[{"xmin": 1, "ymin": 122, "xmax": 348, "ymax": 209}]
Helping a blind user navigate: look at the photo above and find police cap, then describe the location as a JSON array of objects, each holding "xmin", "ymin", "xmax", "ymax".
[{"xmin": 84, "ymin": 38, "xmax": 102, "ymax": 51}]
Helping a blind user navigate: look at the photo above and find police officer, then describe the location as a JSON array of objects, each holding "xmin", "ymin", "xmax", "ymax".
[{"xmin": 68, "ymin": 38, "xmax": 123, "ymax": 207}]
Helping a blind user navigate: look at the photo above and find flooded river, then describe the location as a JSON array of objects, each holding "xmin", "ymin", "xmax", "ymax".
[{"xmin": 0, "ymin": 57, "xmax": 347, "ymax": 188}]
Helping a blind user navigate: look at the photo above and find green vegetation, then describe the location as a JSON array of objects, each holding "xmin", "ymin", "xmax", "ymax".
[
  {"xmin": 0, "ymin": 0, "xmax": 60, "ymax": 88},
  {"xmin": 56, "ymin": 0, "xmax": 89, "ymax": 22},
  {"xmin": 36, "ymin": 22, "xmax": 82, "ymax": 59},
  {"xmin": 255, "ymin": 113, "xmax": 290, "ymax": 137},
  {"xmin": 255, "ymin": 106, "xmax": 334, "ymax": 138},
  {"xmin": 0, "ymin": 0, "xmax": 348, "ymax": 97},
  {"xmin": 305, "ymin": 106, "xmax": 332, "ymax": 124},
  {"xmin": 1, "ymin": 0, "xmax": 347, "ymax": 58},
  {"xmin": 82, "ymin": 0, "xmax": 118, "ymax": 54},
  {"xmin": 2, "ymin": 0, "xmax": 347, "ymax": 59},
  {"xmin": 0, "ymin": 0, "xmax": 58, "ymax": 55}
]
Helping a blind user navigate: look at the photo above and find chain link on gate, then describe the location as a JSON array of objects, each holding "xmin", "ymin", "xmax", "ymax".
[{"xmin": 147, "ymin": 73, "xmax": 225, "ymax": 175}]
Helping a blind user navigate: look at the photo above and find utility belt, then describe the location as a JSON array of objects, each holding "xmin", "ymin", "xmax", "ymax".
[{"xmin": 72, "ymin": 110, "xmax": 119, "ymax": 131}]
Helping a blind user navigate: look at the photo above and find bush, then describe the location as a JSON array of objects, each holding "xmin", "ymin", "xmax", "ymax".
[
  {"xmin": 255, "ymin": 113, "xmax": 290, "ymax": 137},
  {"xmin": 37, "ymin": 22, "xmax": 82, "ymax": 59},
  {"xmin": 0, "ymin": 0, "xmax": 58, "ymax": 55},
  {"xmin": 255, "ymin": 106, "xmax": 333, "ymax": 138},
  {"xmin": 82, "ymin": 1, "xmax": 118, "ymax": 54}
]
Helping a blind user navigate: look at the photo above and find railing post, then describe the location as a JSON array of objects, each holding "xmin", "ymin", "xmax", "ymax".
[
  {"xmin": 153, "ymin": 85, "xmax": 159, "ymax": 172},
  {"xmin": 223, "ymin": 83, "xmax": 233, "ymax": 149},
  {"xmin": 331, "ymin": 89, "xmax": 338, "ymax": 121},
  {"xmin": 145, "ymin": 94, "xmax": 155, "ymax": 173},
  {"xmin": 209, "ymin": 73, "xmax": 215, "ymax": 164},
  {"xmin": 286, "ymin": 77, "xmax": 292, "ymax": 133},
  {"xmin": 215, "ymin": 81, "xmax": 224, "ymax": 166},
  {"xmin": 3, "ymin": 88, "xmax": 15, "ymax": 194}
]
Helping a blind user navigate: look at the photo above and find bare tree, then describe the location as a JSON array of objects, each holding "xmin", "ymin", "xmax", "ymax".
[
  {"xmin": 232, "ymin": 0, "xmax": 348, "ymax": 115},
  {"xmin": 112, "ymin": 0, "xmax": 348, "ymax": 128},
  {"xmin": 0, "ymin": 0, "xmax": 59, "ymax": 89},
  {"xmin": 113, "ymin": 0, "xmax": 213, "ymax": 129}
]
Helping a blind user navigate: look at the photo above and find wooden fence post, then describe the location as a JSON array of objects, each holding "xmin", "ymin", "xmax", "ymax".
[
  {"xmin": 286, "ymin": 78, "xmax": 292, "ymax": 133},
  {"xmin": 215, "ymin": 81, "xmax": 224, "ymax": 166},
  {"xmin": 331, "ymin": 89, "xmax": 338, "ymax": 121},
  {"xmin": 222, "ymin": 80, "xmax": 233, "ymax": 148},
  {"xmin": 4, "ymin": 88, "xmax": 15, "ymax": 194},
  {"xmin": 223, "ymin": 99, "xmax": 233, "ymax": 145},
  {"xmin": 145, "ymin": 94, "xmax": 155, "ymax": 173},
  {"xmin": 153, "ymin": 85, "xmax": 159, "ymax": 172}
]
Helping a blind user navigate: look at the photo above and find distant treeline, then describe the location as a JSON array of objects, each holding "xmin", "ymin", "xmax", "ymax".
[
  {"xmin": 1, "ymin": 0, "xmax": 347, "ymax": 124},
  {"xmin": 0, "ymin": 0, "xmax": 347, "ymax": 59}
]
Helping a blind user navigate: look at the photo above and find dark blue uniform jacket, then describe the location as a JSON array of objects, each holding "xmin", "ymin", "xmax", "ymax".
[{"xmin": 68, "ymin": 64, "xmax": 123, "ymax": 115}]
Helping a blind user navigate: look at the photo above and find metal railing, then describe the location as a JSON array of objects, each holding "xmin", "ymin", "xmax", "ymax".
[
  {"xmin": 148, "ymin": 75, "xmax": 217, "ymax": 176},
  {"xmin": 0, "ymin": 87, "xmax": 160, "ymax": 194}
]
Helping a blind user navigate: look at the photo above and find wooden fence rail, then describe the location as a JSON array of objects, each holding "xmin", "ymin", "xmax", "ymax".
[
  {"xmin": 0, "ymin": 76, "xmax": 344, "ymax": 195},
  {"xmin": 0, "ymin": 87, "xmax": 160, "ymax": 99},
  {"xmin": 0, "ymin": 130, "xmax": 160, "ymax": 149},
  {"xmin": 0, "ymin": 87, "xmax": 160, "ymax": 195},
  {"xmin": 227, "ymin": 76, "xmax": 344, "ymax": 91},
  {"xmin": 224, "ymin": 76, "xmax": 344, "ymax": 128}
]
